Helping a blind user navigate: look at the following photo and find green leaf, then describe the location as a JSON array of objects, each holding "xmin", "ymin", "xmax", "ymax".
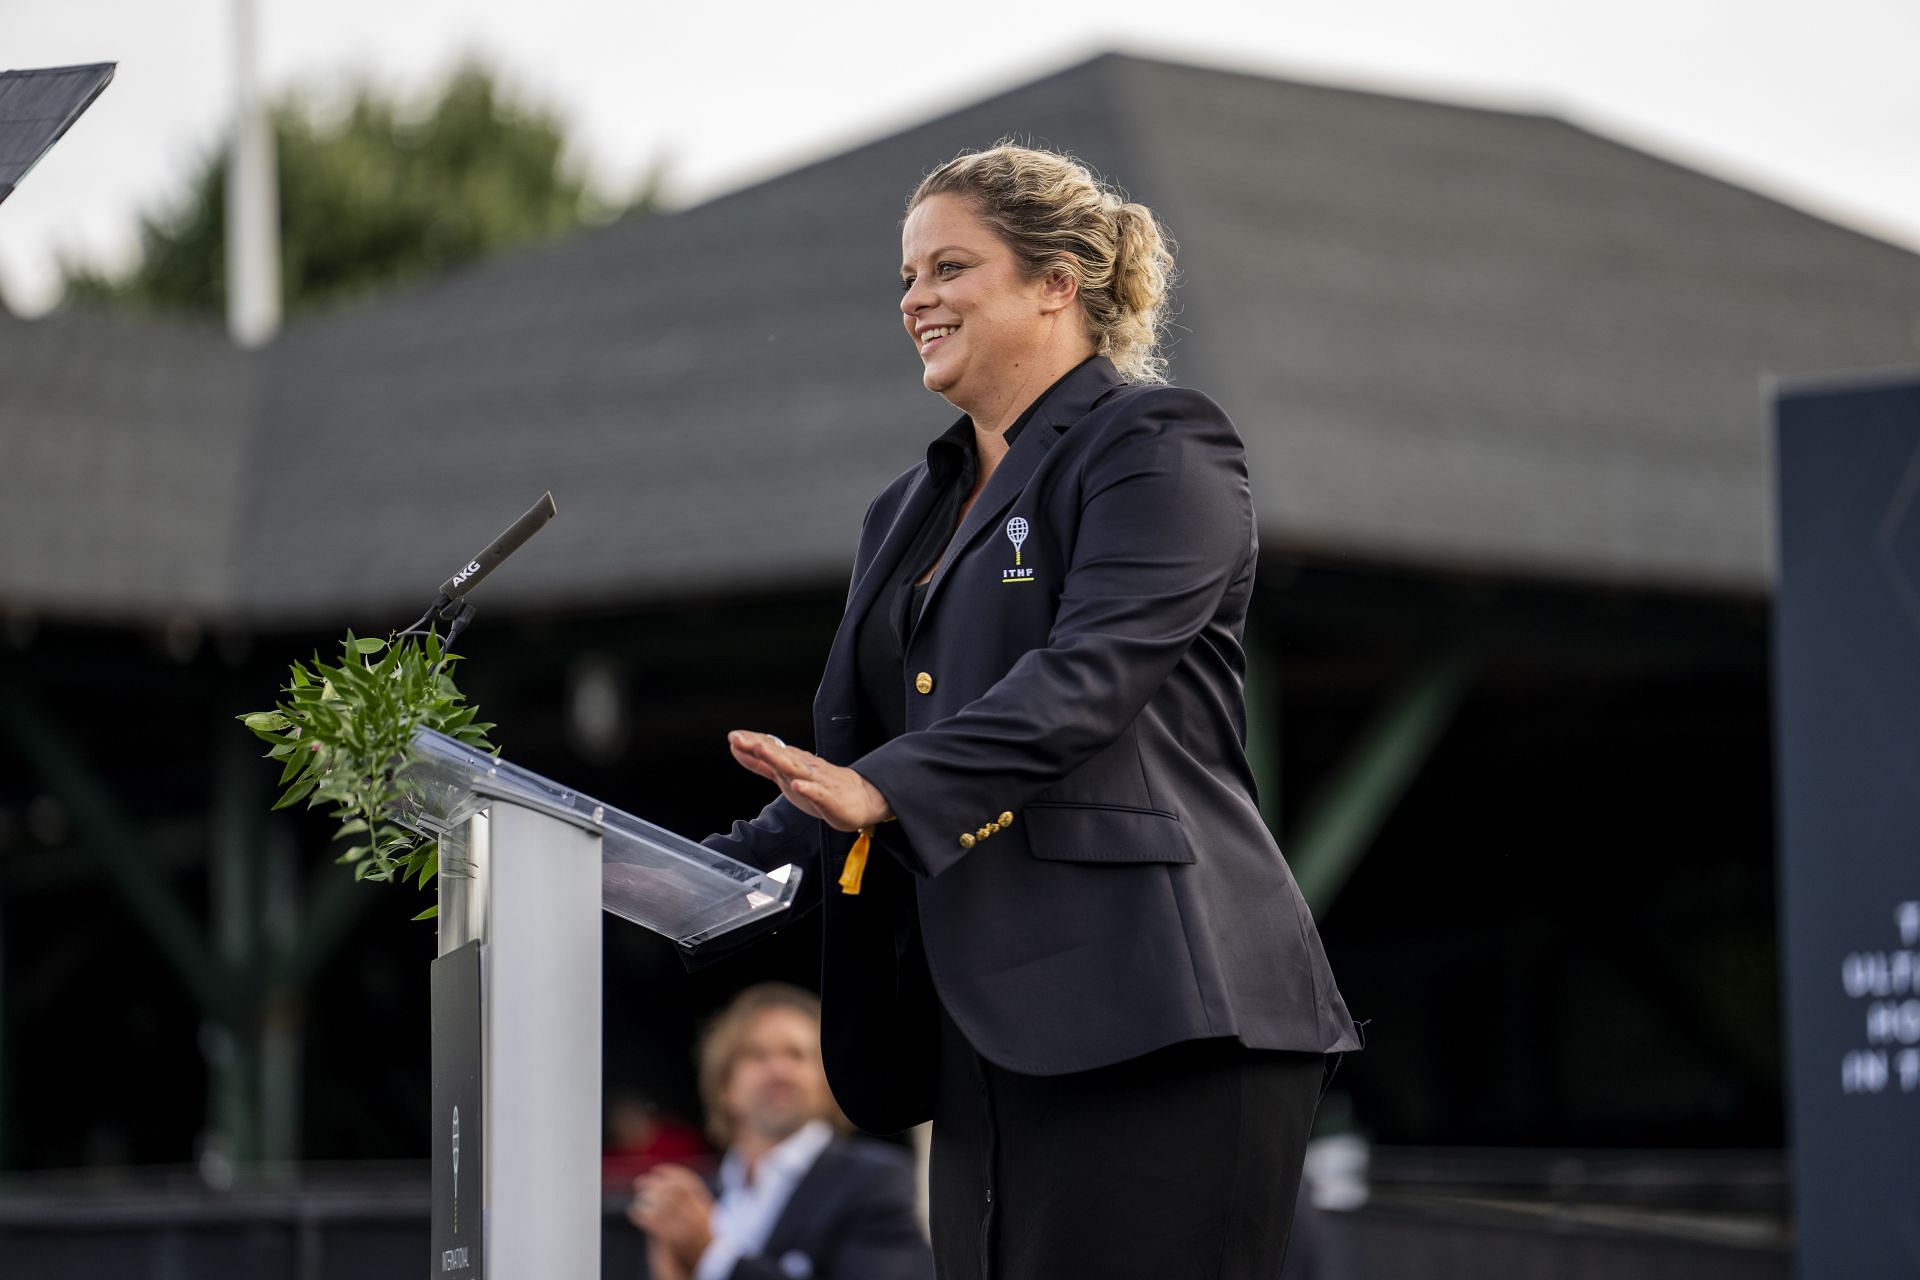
[
  {"xmin": 412, "ymin": 904, "xmax": 439, "ymax": 921},
  {"xmin": 244, "ymin": 627, "xmax": 494, "ymax": 924}
]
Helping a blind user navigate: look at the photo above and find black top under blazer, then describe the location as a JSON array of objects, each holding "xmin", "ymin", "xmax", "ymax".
[{"xmin": 702, "ymin": 355, "xmax": 1361, "ymax": 1135}]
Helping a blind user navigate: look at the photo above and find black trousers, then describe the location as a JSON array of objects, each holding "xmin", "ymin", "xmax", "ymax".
[{"xmin": 929, "ymin": 998, "xmax": 1328, "ymax": 1280}]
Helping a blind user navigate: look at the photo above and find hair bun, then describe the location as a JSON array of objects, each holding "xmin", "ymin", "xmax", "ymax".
[{"xmin": 909, "ymin": 143, "xmax": 1176, "ymax": 383}]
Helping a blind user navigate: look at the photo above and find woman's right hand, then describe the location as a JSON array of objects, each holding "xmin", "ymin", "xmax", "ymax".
[
  {"xmin": 726, "ymin": 729, "xmax": 802, "ymax": 789},
  {"xmin": 727, "ymin": 730, "xmax": 893, "ymax": 832}
]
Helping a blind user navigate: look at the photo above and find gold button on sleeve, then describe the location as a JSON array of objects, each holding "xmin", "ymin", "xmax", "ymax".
[
  {"xmin": 998, "ymin": 811, "xmax": 1014, "ymax": 827},
  {"xmin": 958, "ymin": 832, "xmax": 976, "ymax": 850},
  {"xmin": 914, "ymin": 672, "xmax": 934, "ymax": 695}
]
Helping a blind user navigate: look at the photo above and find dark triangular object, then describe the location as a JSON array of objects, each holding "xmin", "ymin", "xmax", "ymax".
[{"xmin": 0, "ymin": 62, "xmax": 116, "ymax": 205}]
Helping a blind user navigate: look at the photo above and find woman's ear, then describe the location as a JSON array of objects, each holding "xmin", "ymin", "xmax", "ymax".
[{"xmin": 1037, "ymin": 263, "xmax": 1079, "ymax": 314}]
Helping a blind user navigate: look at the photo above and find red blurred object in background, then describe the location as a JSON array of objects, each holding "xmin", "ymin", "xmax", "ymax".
[{"xmin": 603, "ymin": 1090, "xmax": 714, "ymax": 1188}]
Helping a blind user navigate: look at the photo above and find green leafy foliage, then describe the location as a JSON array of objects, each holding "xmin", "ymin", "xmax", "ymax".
[
  {"xmin": 238, "ymin": 630, "xmax": 496, "ymax": 916},
  {"xmin": 61, "ymin": 61, "xmax": 663, "ymax": 316}
]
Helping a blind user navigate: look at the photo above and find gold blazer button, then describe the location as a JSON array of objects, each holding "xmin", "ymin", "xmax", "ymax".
[
  {"xmin": 958, "ymin": 832, "xmax": 976, "ymax": 849},
  {"xmin": 914, "ymin": 672, "xmax": 934, "ymax": 695}
]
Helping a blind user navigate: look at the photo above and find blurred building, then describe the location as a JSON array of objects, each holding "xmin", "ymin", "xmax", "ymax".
[{"xmin": 3, "ymin": 50, "xmax": 1917, "ymax": 1276}]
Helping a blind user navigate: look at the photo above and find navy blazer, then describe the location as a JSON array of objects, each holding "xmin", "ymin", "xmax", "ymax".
[
  {"xmin": 703, "ymin": 356, "xmax": 1360, "ymax": 1134},
  {"xmin": 712, "ymin": 1137, "xmax": 932, "ymax": 1280}
]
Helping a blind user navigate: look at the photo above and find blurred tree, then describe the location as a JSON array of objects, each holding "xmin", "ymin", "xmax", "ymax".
[{"xmin": 61, "ymin": 63, "xmax": 660, "ymax": 315}]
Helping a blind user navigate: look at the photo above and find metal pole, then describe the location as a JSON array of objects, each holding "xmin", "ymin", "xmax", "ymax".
[{"xmin": 226, "ymin": 0, "xmax": 281, "ymax": 347}]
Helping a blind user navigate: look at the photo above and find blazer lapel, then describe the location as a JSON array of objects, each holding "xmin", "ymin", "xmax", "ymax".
[
  {"xmin": 845, "ymin": 473, "xmax": 938, "ymax": 648},
  {"xmin": 815, "ymin": 357, "xmax": 1126, "ymax": 747},
  {"xmin": 915, "ymin": 357, "xmax": 1126, "ymax": 629},
  {"xmin": 815, "ymin": 468, "xmax": 941, "ymax": 753},
  {"xmin": 757, "ymin": 1140, "xmax": 842, "ymax": 1259},
  {"xmin": 914, "ymin": 423, "xmax": 1055, "ymax": 628}
]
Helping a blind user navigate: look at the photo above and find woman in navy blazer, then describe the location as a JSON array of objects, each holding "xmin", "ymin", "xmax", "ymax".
[{"xmin": 703, "ymin": 144, "xmax": 1360, "ymax": 1279}]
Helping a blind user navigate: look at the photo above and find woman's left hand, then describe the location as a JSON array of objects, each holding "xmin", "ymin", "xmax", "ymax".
[{"xmin": 728, "ymin": 730, "xmax": 893, "ymax": 831}]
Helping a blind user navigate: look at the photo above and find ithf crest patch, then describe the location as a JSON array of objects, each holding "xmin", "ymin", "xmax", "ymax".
[{"xmin": 1003, "ymin": 517, "xmax": 1034, "ymax": 584}]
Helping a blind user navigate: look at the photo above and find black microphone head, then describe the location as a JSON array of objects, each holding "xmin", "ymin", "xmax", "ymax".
[{"xmin": 438, "ymin": 492, "xmax": 557, "ymax": 600}]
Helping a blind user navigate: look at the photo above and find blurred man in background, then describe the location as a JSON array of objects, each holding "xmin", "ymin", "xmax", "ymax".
[{"xmin": 630, "ymin": 983, "xmax": 932, "ymax": 1280}]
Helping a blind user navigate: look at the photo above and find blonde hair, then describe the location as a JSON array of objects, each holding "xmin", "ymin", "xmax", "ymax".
[
  {"xmin": 695, "ymin": 983, "xmax": 845, "ymax": 1146},
  {"xmin": 908, "ymin": 142, "xmax": 1177, "ymax": 384}
]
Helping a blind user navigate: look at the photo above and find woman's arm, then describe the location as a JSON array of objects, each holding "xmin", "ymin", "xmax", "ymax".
[
  {"xmin": 679, "ymin": 793, "xmax": 823, "ymax": 968},
  {"xmin": 700, "ymin": 791, "xmax": 821, "ymax": 875}
]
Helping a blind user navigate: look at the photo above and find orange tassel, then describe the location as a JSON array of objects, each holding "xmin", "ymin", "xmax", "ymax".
[{"xmin": 839, "ymin": 827, "xmax": 873, "ymax": 895}]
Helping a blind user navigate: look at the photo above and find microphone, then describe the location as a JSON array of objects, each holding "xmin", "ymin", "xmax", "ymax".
[
  {"xmin": 438, "ymin": 491, "xmax": 557, "ymax": 601},
  {"xmin": 400, "ymin": 492, "xmax": 557, "ymax": 648}
]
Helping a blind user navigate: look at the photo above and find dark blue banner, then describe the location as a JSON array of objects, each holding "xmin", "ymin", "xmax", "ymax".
[{"xmin": 1774, "ymin": 370, "xmax": 1920, "ymax": 1275}]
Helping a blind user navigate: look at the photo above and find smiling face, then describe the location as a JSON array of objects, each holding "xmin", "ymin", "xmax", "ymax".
[{"xmin": 899, "ymin": 193, "xmax": 1086, "ymax": 419}]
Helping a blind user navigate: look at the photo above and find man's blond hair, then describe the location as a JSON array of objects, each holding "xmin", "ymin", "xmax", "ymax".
[{"xmin": 695, "ymin": 982, "xmax": 847, "ymax": 1146}]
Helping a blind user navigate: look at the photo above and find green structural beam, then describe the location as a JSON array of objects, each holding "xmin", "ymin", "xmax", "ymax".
[
  {"xmin": 1289, "ymin": 643, "xmax": 1476, "ymax": 916},
  {"xmin": 1, "ymin": 688, "xmax": 381, "ymax": 1171},
  {"xmin": 209, "ymin": 731, "xmax": 261, "ymax": 1168},
  {"xmin": 0, "ymin": 696, "xmax": 231, "ymax": 1018}
]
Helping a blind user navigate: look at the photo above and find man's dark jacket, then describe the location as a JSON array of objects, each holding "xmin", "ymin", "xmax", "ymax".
[
  {"xmin": 702, "ymin": 357, "xmax": 1360, "ymax": 1134},
  {"xmin": 708, "ymin": 1136, "xmax": 931, "ymax": 1280}
]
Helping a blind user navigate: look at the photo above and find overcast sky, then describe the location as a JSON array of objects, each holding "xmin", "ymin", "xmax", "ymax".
[{"xmin": 4, "ymin": 0, "xmax": 1918, "ymax": 316}]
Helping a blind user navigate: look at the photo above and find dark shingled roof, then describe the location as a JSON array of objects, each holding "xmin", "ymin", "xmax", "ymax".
[
  {"xmin": 5, "ymin": 52, "xmax": 1919, "ymax": 626},
  {"xmin": 1, "ymin": 307, "xmax": 254, "ymax": 622}
]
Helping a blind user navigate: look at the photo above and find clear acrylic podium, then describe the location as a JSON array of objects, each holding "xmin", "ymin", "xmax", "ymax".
[{"xmin": 399, "ymin": 728, "xmax": 801, "ymax": 1280}]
